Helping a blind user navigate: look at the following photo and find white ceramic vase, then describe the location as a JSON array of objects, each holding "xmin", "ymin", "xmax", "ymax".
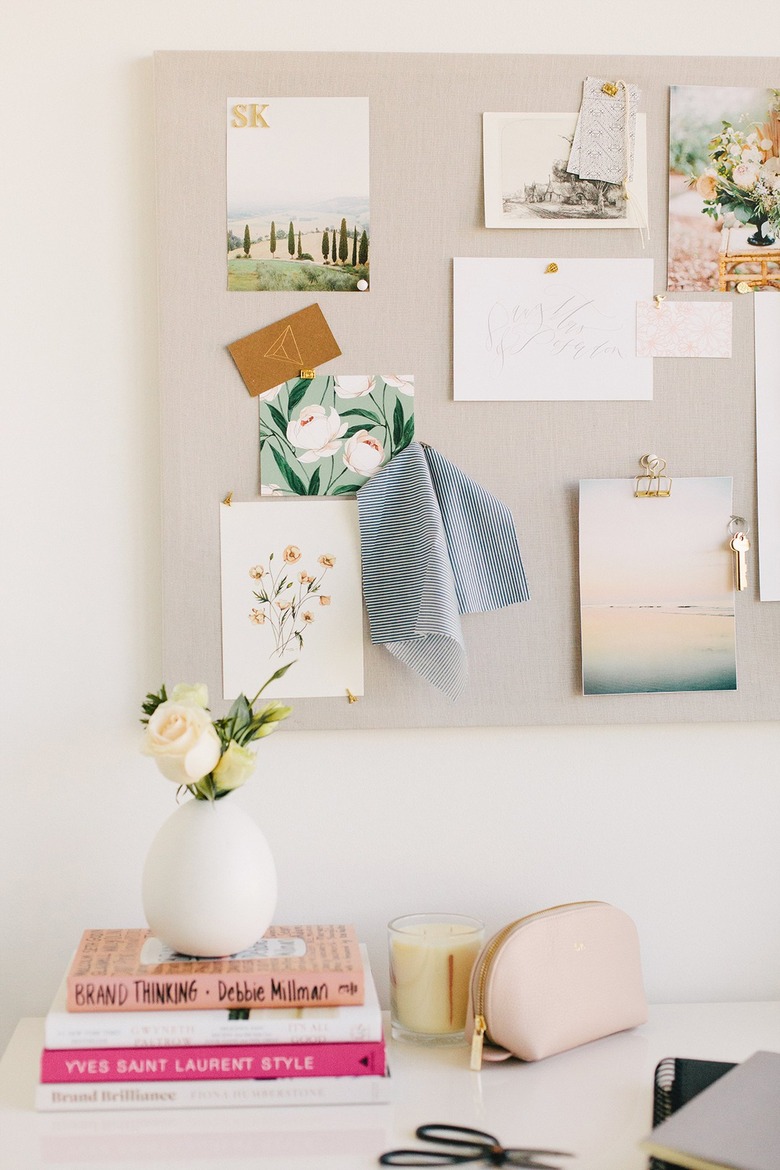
[{"xmin": 142, "ymin": 797, "xmax": 277, "ymax": 957}]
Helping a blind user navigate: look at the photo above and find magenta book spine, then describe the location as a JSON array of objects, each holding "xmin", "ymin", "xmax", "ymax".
[{"xmin": 41, "ymin": 1039, "xmax": 386, "ymax": 1083}]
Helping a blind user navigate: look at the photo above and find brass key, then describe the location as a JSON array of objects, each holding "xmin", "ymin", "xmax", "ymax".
[{"xmin": 730, "ymin": 532, "xmax": 749, "ymax": 591}]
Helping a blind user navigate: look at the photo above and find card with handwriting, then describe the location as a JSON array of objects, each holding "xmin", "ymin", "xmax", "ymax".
[
  {"xmin": 453, "ymin": 257, "xmax": 653, "ymax": 401},
  {"xmin": 636, "ymin": 300, "xmax": 732, "ymax": 358},
  {"xmin": 227, "ymin": 305, "xmax": 341, "ymax": 398}
]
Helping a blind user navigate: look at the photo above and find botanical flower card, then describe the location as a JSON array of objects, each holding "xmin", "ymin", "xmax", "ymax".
[
  {"xmin": 220, "ymin": 500, "xmax": 364, "ymax": 700},
  {"xmin": 227, "ymin": 98, "xmax": 370, "ymax": 292},
  {"xmin": 669, "ymin": 86, "xmax": 780, "ymax": 292},
  {"xmin": 259, "ymin": 374, "xmax": 415, "ymax": 496},
  {"xmin": 227, "ymin": 305, "xmax": 342, "ymax": 398},
  {"xmin": 636, "ymin": 300, "xmax": 732, "ymax": 358},
  {"xmin": 483, "ymin": 113, "xmax": 648, "ymax": 230},
  {"xmin": 453, "ymin": 257, "xmax": 653, "ymax": 401},
  {"xmin": 579, "ymin": 477, "xmax": 736, "ymax": 695}
]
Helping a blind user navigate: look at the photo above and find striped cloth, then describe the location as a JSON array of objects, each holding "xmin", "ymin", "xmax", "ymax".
[{"xmin": 357, "ymin": 443, "xmax": 529, "ymax": 700}]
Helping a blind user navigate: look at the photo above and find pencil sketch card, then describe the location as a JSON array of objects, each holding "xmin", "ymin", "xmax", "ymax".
[
  {"xmin": 579, "ymin": 477, "xmax": 736, "ymax": 696},
  {"xmin": 227, "ymin": 97, "xmax": 370, "ymax": 292},
  {"xmin": 259, "ymin": 374, "xmax": 415, "ymax": 496},
  {"xmin": 453, "ymin": 257, "xmax": 653, "ymax": 401},
  {"xmin": 482, "ymin": 113, "xmax": 647, "ymax": 230},
  {"xmin": 755, "ymin": 295, "xmax": 780, "ymax": 600},
  {"xmin": 636, "ymin": 300, "xmax": 732, "ymax": 358},
  {"xmin": 668, "ymin": 85, "xmax": 780, "ymax": 292},
  {"xmin": 220, "ymin": 500, "xmax": 364, "ymax": 700}
]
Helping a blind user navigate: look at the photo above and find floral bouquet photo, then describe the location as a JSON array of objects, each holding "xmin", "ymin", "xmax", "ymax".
[
  {"xmin": 694, "ymin": 91, "xmax": 780, "ymax": 245},
  {"xmin": 141, "ymin": 665, "xmax": 292, "ymax": 802}
]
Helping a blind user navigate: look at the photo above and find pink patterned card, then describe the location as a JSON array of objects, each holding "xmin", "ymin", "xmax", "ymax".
[{"xmin": 636, "ymin": 300, "xmax": 732, "ymax": 358}]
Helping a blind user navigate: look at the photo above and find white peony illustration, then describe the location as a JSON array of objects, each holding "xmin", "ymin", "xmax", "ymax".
[
  {"xmin": 343, "ymin": 430, "xmax": 385, "ymax": 478},
  {"xmin": 333, "ymin": 375, "xmax": 376, "ymax": 398},
  {"xmin": 286, "ymin": 405, "xmax": 347, "ymax": 463},
  {"xmin": 381, "ymin": 375, "xmax": 415, "ymax": 396}
]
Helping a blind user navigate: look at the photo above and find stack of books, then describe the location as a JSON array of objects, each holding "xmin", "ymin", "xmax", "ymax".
[{"xmin": 36, "ymin": 924, "xmax": 389, "ymax": 1112}]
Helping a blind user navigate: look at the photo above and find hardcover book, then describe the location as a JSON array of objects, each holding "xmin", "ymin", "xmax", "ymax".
[
  {"xmin": 66, "ymin": 925, "xmax": 364, "ymax": 1013},
  {"xmin": 41, "ymin": 1038, "xmax": 386, "ymax": 1083},
  {"xmin": 47, "ymin": 944, "xmax": 381, "ymax": 1049}
]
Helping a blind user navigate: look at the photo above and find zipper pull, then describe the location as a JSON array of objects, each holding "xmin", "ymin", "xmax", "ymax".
[{"xmin": 470, "ymin": 1014, "xmax": 486, "ymax": 1071}]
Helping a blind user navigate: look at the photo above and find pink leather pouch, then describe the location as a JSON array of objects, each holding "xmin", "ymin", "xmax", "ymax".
[{"xmin": 467, "ymin": 901, "xmax": 647, "ymax": 1068}]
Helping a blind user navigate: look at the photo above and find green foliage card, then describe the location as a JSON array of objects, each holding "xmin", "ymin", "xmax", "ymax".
[{"xmin": 259, "ymin": 374, "xmax": 415, "ymax": 496}]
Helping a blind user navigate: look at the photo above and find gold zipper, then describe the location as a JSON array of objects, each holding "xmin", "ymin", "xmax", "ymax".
[{"xmin": 469, "ymin": 901, "xmax": 604, "ymax": 1071}]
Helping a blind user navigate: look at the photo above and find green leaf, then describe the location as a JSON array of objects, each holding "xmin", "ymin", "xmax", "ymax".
[
  {"xmin": 341, "ymin": 407, "xmax": 381, "ymax": 423},
  {"xmin": 401, "ymin": 416, "xmax": 415, "ymax": 448},
  {"xmin": 270, "ymin": 444, "xmax": 307, "ymax": 495},
  {"xmin": 307, "ymin": 467, "xmax": 321, "ymax": 495},
  {"xmin": 333, "ymin": 482, "xmax": 360, "ymax": 495},
  {"xmin": 392, "ymin": 397, "xmax": 404, "ymax": 449},
  {"xmin": 248, "ymin": 661, "xmax": 295, "ymax": 705},
  {"xmin": 265, "ymin": 403, "xmax": 288, "ymax": 435},
  {"xmin": 287, "ymin": 378, "xmax": 313, "ymax": 414},
  {"xmin": 342, "ymin": 423, "xmax": 371, "ymax": 439},
  {"xmin": 140, "ymin": 684, "xmax": 167, "ymax": 723}
]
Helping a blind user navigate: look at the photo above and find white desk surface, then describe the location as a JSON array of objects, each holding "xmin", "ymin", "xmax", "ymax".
[{"xmin": 2, "ymin": 1004, "xmax": 780, "ymax": 1170}]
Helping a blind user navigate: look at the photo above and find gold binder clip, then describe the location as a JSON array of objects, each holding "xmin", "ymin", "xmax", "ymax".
[
  {"xmin": 346, "ymin": 688, "xmax": 359, "ymax": 704},
  {"xmin": 222, "ymin": 491, "xmax": 233, "ymax": 506},
  {"xmin": 300, "ymin": 368, "xmax": 316, "ymax": 379},
  {"xmin": 544, "ymin": 262, "xmax": 559, "ymax": 274},
  {"xmin": 602, "ymin": 81, "xmax": 619, "ymax": 97},
  {"xmin": 634, "ymin": 454, "xmax": 672, "ymax": 498}
]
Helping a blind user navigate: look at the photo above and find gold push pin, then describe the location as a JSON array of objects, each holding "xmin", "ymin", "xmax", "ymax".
[
  {"xmin": 346, "ymin": 688, "xmax": 359, "ymax": 704},
  {"xmin": 654, "ymin": 294, "xmax": 666, "ymax": 309},
  {"xmin": 300, "ymin": 368, "xmax": 315, "ymax": 378},
  {"xmin": 222, "ymin": 491, "xmax": 233, "ymax": 506},
  {"xmin": 544, "ymin": 262, "xmax": 559, "ymax": 274},
  {"xmin": 602, "ymin": 81, "xmax": 619, "ymax": 97},
  {"xmin": 736, "ymin": 281, "xmax": 751, "ymax": 295}
]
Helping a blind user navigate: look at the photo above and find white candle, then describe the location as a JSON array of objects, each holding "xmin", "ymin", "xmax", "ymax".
[{"xmin": 389, "ymin": 915, "xmax": 484, "ymax": 1040}]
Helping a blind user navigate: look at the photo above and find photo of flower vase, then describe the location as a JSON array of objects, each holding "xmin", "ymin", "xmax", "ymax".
[{"xmin": 142, "ymin": 796, "xmax": 277, "ymax": 958}]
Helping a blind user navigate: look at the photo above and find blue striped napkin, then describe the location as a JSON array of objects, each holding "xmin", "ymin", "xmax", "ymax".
[{"xmin": 357, "ymin": 443, "xmax": 529, "ymax": 700}]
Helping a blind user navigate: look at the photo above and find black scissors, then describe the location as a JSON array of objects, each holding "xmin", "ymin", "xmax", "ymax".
[{"xmin": 379, "ymin": 1124, "xmax": 573, "ymax": 1167}]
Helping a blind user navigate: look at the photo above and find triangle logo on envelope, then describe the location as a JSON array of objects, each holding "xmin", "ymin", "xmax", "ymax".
[{"xmin": 264, "ymin": 325, "xmax": 304, "ymax": 365}]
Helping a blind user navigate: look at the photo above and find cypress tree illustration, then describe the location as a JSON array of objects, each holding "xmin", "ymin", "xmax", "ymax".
[
  {"xmin": 351, "ymin": 226, "xmax": 357, "ymax": 266},
  {"xmin": 358, "ymin": 229, "xmax": 368, "ymax": 266},
  {"xmin": 243, "ymin": 224, "xmax": 251, "ymax": 257},
  {"xmin": 270, "ymin": 221, "xmax": 277, "ymax": 257},
  {"xmin": 322, "ymin": 228, "xmax": 329, "ymax": 263},
  {"xmin": 287, "ymin": 220, "xmax": 295, "ymax": 258},
  {"xmin": 297, "ymin": 230, "xmax": 302, "ymax": 258},
  {"xmin": 338, "ymin": 217, "xmax": 348, "ymax": 264},
  {"xmin": 331, "ymin": 228, "xmax": 337, "ymax": 263}
]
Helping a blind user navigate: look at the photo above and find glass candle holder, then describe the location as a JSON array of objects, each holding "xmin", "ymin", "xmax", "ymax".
[{"xmin": 388, "ymin": 913, "xmax": 484, "ymax": 1045}]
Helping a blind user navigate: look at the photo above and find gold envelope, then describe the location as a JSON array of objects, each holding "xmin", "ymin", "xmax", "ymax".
[{"xmin": 227, "ymin": 304, "xmax": 341, "ymax": 397}]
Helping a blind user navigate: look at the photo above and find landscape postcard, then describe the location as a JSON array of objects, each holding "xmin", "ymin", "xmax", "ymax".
[
  {"xmin": 227, "ymin": 97, "xmax": 370, "ymax": 292},
  {"xmin": 579, "ymin": 476, "xmax": 736, "ymax": 696}
]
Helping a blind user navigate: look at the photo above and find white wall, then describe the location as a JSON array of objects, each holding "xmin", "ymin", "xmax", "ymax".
[{"xmin": 2, "ymin": 0, "xmax": 780, "ymax": 1053}]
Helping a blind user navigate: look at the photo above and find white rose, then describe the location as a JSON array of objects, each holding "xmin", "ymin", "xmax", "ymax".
[
  {"xmin": 170, "ymin": 683, "xmax": 209, "ymax": 708},
  {"xmin": 343, "ymin": 430, "xmax": 385, "ymax": 477},
  {"xmin": 334, "ymin": 376, "xmax": 376, "ymax": 398},
  {"xmin": 382, "ymin": 375, "xmax": 415, "ymax": 396},
  {"xmin": 212, "ymin": 741, "xmax": 256, "ymax": 792},
  {"xmin": 143, "ymin": 701, "xmax": 222, "ymax": 785},
  {"xmin": 286, "ymin": 405, "xmax": 347, "ymax": 463}
]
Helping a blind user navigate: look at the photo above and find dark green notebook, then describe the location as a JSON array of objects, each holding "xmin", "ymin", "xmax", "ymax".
[{"xmin": 649, "ymin": 1057, "xmax": 737, "ymax": 1170}]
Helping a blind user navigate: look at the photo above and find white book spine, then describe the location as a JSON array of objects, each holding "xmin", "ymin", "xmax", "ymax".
[
  {"xmin": 46, "ymin": 945, "xmax": 382, "ymax": 1049},
  {"xmin": 36, "ymin": 1073, "xmax": 392, "ymax": 1112}
]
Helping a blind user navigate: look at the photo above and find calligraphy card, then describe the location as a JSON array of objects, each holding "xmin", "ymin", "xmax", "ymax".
[
  {"xmin": 668, "ymin": 86, "xmax": 780, "ymax": 292},
  {"xmin": 579, "ymin": 476, "xmax": 736, "ymax": 695},
  {"xmin": 755, "ymin": 295, "xmax": 780, "ymax": 600},
  {"xmin": 259, "ymin": 374, "xmax": 414, "ymax": 496},
  {"xmin": 228, "ymin": 306, "xmax": 342, "ymax": 398},
  {"xmin": 636, "ymin": 300, "xmax": 732, "ymax": 358},
  {"xmin": 220, "ymin": 500, "xmax": 364, "ymax": 700},
  {"xmin": 227, "ymin": 97, "xmax": 370, "ymax": 292},
  {"xmin": 453, "ymin": 257, "xmax": 653, "ymax": 401},
  {"xmin": 483, "ymin": 113, "xmax": 648, "ymax": 230}
]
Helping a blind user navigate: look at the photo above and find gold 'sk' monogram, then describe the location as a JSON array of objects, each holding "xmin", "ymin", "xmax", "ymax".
[{"xmin": 231, "ymin": 103, "xmax": 270, "ymax": 128}]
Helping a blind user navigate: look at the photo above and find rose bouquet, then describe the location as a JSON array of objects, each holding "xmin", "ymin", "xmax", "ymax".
[
  {"xmin": 141, "ymin": 666, "xmax": 292, "ymax": 801},
  {"xmin": 694, "ymin": 94, "xmax": 780, "ymax": 238}
]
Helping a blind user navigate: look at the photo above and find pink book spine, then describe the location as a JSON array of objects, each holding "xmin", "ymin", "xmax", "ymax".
[
  {"xmin": 41, "ymin": 1040, "xmax": 386, "ymax": 1083},
  {"xmin": 65, "ymin": 969, "xmax": 364, "ymax": 1013}
]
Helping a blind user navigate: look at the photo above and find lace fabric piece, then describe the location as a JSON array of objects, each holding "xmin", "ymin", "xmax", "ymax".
[{"xmin": 567, "ymin": 76, "xmax": 641, "ymax": 184}]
